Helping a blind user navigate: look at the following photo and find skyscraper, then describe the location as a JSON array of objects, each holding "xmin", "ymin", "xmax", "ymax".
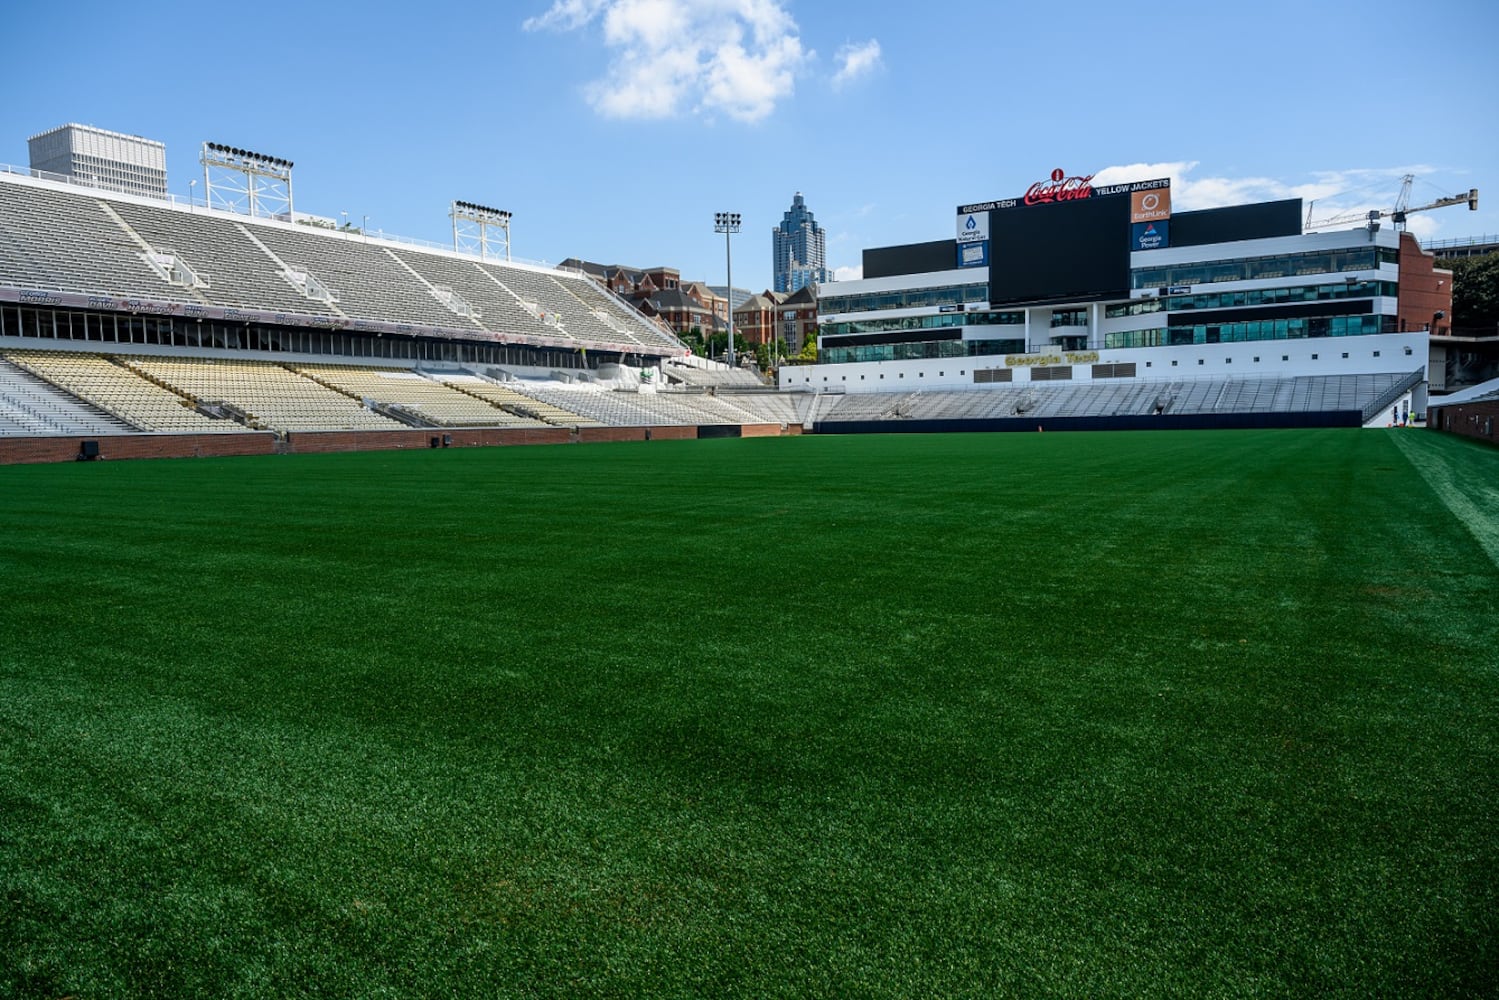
[
  {"xmin": 772, "ymin": 191, "xmax": 828, "ymax": 294},
  {"xmin": 27, "ymin": 123, "xmax": 167, "ymax": 199}
]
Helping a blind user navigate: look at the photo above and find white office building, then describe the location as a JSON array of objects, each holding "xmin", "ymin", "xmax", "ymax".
[
  {"xmin": 782, "ymin": 171, "xmax": 1448, "ymax": 429},
  {"xmin": 28, "ymin": 123, "xmax": 167, "ymax": 199}
]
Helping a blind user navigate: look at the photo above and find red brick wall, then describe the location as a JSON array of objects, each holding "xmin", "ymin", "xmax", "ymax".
[
  {"xmin": 1431, "ymin": 401, "xmax": 1499, "ymax": 445},
  {"xmin": 0, "ymin": 423, "xmax": 794, "ymax": 465},
  {"xmin": 285, "ymin": 428, "xmax": 571, "ymax": 453},
  {"xmin": 1398, "ymin": 233, "xmax": 1455, "ymax": 336},
  {"xmin": 646, "ymin": 425, "xmax": 698, "ymax": 441},
  {"xmin": 578, "ymin": 426, "xmax": 647, "ymax": 444},
  {"xmin": 0, "ymin": 433, "xmax": 277, "ymax": 465}
]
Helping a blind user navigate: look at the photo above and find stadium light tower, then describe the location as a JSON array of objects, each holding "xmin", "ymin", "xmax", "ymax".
[
  {"xmin": 714, "ymin": 212, "xmax": 741, "ymax": 368},
  {"xmin": 200, "ymin": 142, "xmax": 293, "ymax": 219},
  {"xmin": 451, "ymin": 201, "xmax": 512, "ymax": 260}
]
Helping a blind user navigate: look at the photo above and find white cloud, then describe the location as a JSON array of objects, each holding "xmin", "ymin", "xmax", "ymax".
[
  {"xmin": 832, "ymin": 264, "xmax": 862, "ymax": 281},
  {"xmin": 1092, "ymin": 161, "xmax": 1445, "ymax": 233},
  {"xmin": 832, "ymin": 39, "xmax": 882, "ymax": 88},
  {"xmin": 524, "ymin": 0, "xmax": 809, "ymax": 123},
  {"xmin": 522, "ymin": 0, "xmax": 609, "ymax": 31}
]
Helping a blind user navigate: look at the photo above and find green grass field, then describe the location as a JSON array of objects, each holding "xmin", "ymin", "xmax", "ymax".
[{"xmin": 2, "ymin": 430, "xmax": 1496, "ymax": 998}]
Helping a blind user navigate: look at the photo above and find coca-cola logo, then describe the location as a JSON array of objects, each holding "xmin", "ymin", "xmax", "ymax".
[{"xmin": 1025, "ymin": 169, "xmax": 1095, "ymax": 206}]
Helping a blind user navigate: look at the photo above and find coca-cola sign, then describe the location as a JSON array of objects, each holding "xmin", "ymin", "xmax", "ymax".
[
  {"xmin": 1024, "ymin": 168, "xmax": 1095, "ymax": 206},
  {"xmin": 958, "ymin": 174, "xmax": 1168, "ymax": 217}
]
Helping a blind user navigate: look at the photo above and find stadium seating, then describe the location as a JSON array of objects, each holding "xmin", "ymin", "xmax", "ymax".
[
  {"xmin": 295, "ymin": 364, "xmax": 547, "ymax": 427},
  {"xmin": 247, "ymin": 228, "xmax": 471, "ymax": 330},
  {"xmin": 0, "ymin": 183, "xmax": 170, "ymax": 298},
  {"xmin": 663, "ymin": 357, "xmax": 767, "ymax": 388},
  {"xmin": 121, "ymin": 356, "xmax": 405, "ymax": 432},
  {"xmin": 0, "ymin": 177, "xmax": 685, "ymax": 357},
  {"xmin": 439, "ymin": 376, "xmax": 601, "ymax": 427},
  {"xmin": 107, "ymin": 201, "xmax": 342, "ymax": 316},
  {"xmin": 813, "ymin": 372, "xmax": 1424, "ymax": 425},
  {"xmin": 5, "ymin": 350, "xmax": 240, "ymax": 432},
  {"xmin": 0, "ymin": 355, "xmax": 137, "ymax": 433}
]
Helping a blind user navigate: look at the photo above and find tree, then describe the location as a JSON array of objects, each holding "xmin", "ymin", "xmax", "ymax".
[
  {"xmin": 796, "ymin": 333, "xmax": 818, "ymax": 363},
  {"xmin": 754, "ymin": 338, "xmax": 789, "ymax": 371},
  {"xmin": 704, "ymin": 331, "xmax": 749, "ymax": 361},
  {"xmin": 1444, "ymin": 250, "xmax": 1499, "ymax": 333}
]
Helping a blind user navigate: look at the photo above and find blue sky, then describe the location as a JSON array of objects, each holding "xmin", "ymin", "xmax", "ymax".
[{"xmin": 5, "ymin": 0, "xmax": 1496, "ymax": 292}]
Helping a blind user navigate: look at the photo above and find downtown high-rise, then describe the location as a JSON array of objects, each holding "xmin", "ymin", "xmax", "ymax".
[{"xmin": 772, "ymin": 192, "xmax": 829, "ymax": 294}]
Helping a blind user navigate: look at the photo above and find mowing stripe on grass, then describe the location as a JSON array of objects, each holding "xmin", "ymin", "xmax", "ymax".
[{"xmin": 1390, "ymin": 430, "xmax": 1499, "ymax": 570}]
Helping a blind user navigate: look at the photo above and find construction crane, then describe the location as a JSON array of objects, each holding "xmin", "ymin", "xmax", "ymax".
[{"xmin": 1305, "ymin": 174, "xmax": 1479, "ymax": 232}]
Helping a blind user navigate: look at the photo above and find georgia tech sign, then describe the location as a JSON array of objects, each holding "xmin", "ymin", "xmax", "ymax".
[{"xmin": 1006, "ymin": 351, "xmax": 1100, "ymax": 367}]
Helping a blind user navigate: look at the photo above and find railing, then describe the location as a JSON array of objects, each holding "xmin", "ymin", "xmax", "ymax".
[
  {"xmin": 1422, "ymin": 234, "xmax": 1498, "ymax": 251},
  {"xmin": 1361, "ymin": 369, "xmax": 1426, "ymax": 424}
]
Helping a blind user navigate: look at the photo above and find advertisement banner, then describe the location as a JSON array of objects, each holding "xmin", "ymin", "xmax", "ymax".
[
  {"xmin": 957, "ymin": 241, "xmax": 989, "ymax": 268},
  {"xmin": 964, "ymin": 175, "xmax": 1170, "ymax": 214},
  {"xmin": 1131, "ymin": 187, "xmax": 1172, "ymax": 223},
  {"xmin": 1132, "ymin": 220, "xmax": 1170, "ymax": 251},
  {"xmin": 956, "ymin": 210, "xmax": 989, "ymax": 244}
]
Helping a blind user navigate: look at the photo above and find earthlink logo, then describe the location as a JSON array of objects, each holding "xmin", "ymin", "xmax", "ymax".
[{"xmin": 1131, "ymin": 187, "xmax": 1172, "ymax": 223}]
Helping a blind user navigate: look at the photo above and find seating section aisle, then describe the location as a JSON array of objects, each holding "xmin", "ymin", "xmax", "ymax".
[
  {"xmin": 0, "ymin": 355, "xmax": 139, "ymax": 434},
  {"xmin": 122, "ymin": 356, "xmax": 405, "ymax": 432},
  {"xmin": 294, "ymin": 365, "xmax": 546, "ymax": 427}
]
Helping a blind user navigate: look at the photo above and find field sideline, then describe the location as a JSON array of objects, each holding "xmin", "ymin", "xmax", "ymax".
[{"xmin": 2, "ymin": 430, "xmax": 1495, "ymax": 998}]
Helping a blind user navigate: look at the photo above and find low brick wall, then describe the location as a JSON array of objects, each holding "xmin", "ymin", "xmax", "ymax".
[
  {"xmin": 1430, "ymin": 401, "xmax": 1499, "ymax": 446},
  {"xmin": 577, "ymin": 426, "xmax": 647, "ymax": 444},
  {"xmin": 0, "ymin": 432, "xmax": 277, "ymax": 465},
  {"xmin": 0, "ymin": 423, "xmax": 797, "ymax": 465},
  {"xmin": 284, "ymin": 427, "xmax": 572, "ymax": 453},
  {"xmin": 645, "ymin": 425, "xmax": 698, "ymax": 441}
]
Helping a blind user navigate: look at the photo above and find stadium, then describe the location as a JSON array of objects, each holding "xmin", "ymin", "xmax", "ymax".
[
  {"xmin": 0, "ymin": 158, "xmax": 1474, "ymax": 457},
  {"xmin": 0, "ymin": 163, "xmax": 811, "ymax": 462},
  {"xmin": 2, "ymin": 150, "xmax": 1497, "ymax": 998},
  {"xmin": 784, "ymin": 169, "xmax": 1455, "ymax": 433}
]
